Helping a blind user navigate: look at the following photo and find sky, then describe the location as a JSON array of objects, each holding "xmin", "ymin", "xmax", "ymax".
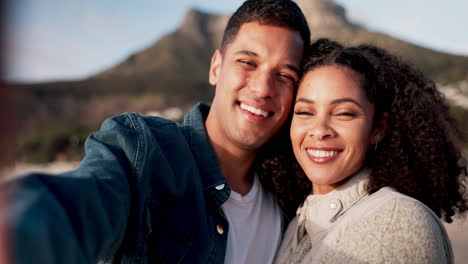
[{"xmin": 4, "ymin": 0, "xmax": 468, "ymax": 83}]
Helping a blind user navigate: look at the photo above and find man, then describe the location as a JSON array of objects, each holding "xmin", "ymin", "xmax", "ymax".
[{"xmin": 4, "ymin": 0, "xmax": 310, "ymax": 263}]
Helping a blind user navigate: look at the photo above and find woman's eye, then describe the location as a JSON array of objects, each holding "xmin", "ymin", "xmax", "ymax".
[
  {"xmin": 334, "ymin": 111, "xmax": 357, "ymax": 120},
  {"xmin": 337, "ymin": 112, "xmax": 356, "ymax": 116},
  {"xmin": 294, "ymin": 111, "xmax": 313, "ymax": 116}
]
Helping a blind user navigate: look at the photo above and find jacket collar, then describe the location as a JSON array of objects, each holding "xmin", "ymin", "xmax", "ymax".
[
  {"xmin": 182, "ymin": 102, "xmax": 231, "ymax": 206},
  {"xmin": 295, "ymin": 168, "xmax": 370, "ymax": 245}
]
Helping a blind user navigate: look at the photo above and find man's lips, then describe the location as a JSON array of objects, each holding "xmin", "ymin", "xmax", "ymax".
[
  {"xmin": 305, "ymin": 147, "xmax": 342, "ymax": 164},
  {"xmin": 239, "ymin": 102, "xmax": 272, "ymax": 118}
]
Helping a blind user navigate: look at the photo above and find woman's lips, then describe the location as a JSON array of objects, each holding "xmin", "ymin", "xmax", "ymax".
[{"xmin": 305, "ymin": 148, "xmax": 342, "ymax": 164}]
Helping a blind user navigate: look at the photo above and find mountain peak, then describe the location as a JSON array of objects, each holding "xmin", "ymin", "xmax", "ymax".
[
  {"xmin": 180, "ymin": 8, "xmax": 209, "ymax": 29},
  {"xmin": 178, "ymin": 8, "xmax": 209, "ymax": 44},
  {"xmin": 178, "ymin": 8, "xmax": 229, "ymax": 46},
  {"xmin": 295, "ymin": 0, "xmax": 355, "ymax": 29}
]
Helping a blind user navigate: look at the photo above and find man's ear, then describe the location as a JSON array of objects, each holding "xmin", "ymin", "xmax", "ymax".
[
  {"xmin": 209, "ymin": 49, "xmax": 222, "ymax": 86},
  {"xmin": 371, "ymin": 112, "xmax": 389, "ymax": 144}
]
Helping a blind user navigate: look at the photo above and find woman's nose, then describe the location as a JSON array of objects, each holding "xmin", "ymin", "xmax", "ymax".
[{"xmin": 307, "ymin": 117, "xmax": 336, "ymax": 140}]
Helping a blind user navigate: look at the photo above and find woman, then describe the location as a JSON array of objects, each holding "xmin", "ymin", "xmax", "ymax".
[{"xmin": 260, "ymin": 39, "xmax": 467, "ymax": 263}]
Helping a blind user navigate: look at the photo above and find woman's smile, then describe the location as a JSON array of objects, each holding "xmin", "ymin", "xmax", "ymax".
[{"xmin": 305, "ymin": 147, "xmax": 342, "ymax": 164}]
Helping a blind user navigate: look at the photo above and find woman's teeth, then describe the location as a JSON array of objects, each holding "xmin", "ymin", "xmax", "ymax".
[{"xmin": 307, "ymin": 149, "xmax": 339, "ymax": 158}]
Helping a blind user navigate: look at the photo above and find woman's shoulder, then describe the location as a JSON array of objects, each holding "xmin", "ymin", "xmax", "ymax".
[
  {"xmin": 317, "ymin": 188, "xmax": 453, "ymax": 263},
  {"xmin": 353, "ymin": 187, "xmax": 447, "ymax": 239},
  {"xmin": 331, "ymin": 187, "xmax": 453, "ymax": 263},
  {"xmin": 364, "ymin": 187, "xmax": 439, "ymax": 222}
]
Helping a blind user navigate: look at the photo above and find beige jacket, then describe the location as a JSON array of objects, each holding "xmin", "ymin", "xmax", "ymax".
[{"xmin": 275, "ymin": 169, "xmax": 453, "ymax": 264}]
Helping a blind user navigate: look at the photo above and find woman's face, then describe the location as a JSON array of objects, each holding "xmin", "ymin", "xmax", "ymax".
[{"xmin": 291, "ymin": 65, "xmax": 383, "ymax": 194}]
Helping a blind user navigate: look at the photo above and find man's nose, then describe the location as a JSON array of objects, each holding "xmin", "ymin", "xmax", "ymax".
[{"xmin": 251, "ymin": 71, "xmax": 275, "ymax": 98}]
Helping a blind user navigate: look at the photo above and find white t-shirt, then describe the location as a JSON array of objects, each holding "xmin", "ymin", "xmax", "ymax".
[{"xmin": 221, "ymin": 174, "xmax": 283, "ymax": 264}]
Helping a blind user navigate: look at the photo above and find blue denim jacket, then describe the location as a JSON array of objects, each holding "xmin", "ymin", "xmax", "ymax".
[{"xmin": 6, "ymin": 103, "xmax": 234, "ymax": 263}]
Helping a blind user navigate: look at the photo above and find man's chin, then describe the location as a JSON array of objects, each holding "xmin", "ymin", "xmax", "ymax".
[{"xmin": 234, "ymin": 135, "xmax": 271, "ymax": 151}]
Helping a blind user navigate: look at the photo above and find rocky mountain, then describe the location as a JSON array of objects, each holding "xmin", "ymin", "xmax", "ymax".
[
  {"xmin": 94, "ymin": 0, "xmax": 468, "ymax": 85},
  {"xmin": 96, "ymin": 9, "xmax": 228, "ymax": 80},
  {"xmin": 11, "ymin": 0, "xmax": 468, "ymax": 162}
]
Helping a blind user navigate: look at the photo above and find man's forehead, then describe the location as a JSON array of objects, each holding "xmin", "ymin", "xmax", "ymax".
[{"xmin": 226, "ymin": 22, "xmax": 304, "ymax": 57}]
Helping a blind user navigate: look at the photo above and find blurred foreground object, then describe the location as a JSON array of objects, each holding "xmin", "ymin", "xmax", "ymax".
[{"xmin": 1, "ymin": 0, "xmax": 13, "ymax": 262}]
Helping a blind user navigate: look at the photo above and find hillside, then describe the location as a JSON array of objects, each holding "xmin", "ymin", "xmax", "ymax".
[
  {"xmin": 95, "ymin": 0, "xmax": 468, "ymax": 84},
  {"xmin": 10, "ymin": 0, "xmax": 468, "ymax": 162}
]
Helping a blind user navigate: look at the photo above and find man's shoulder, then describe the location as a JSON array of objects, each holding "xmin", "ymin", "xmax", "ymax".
[
  {"xmin": 105, "ymin": 112, "xmax": 177, "ymax": 128},
  {"xmin": 100, "ymin": 112, "xmax": 182, "ymax": 137},
  {"xmin": 92, "ymin": 112, "xmax": 188, "ymax": 159}
]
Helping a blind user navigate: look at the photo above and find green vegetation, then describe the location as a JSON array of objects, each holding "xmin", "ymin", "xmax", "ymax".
[
  {"xmin": 452, "ymin": 106, "xmax": 468, "ymax": 130},
  {"xmin": 16, "ymin": 125, "xmax": 98, "ymax": 164},
  {"xmin": 450, "ymin": 106, "xmax": 468, "ymax": 148}
]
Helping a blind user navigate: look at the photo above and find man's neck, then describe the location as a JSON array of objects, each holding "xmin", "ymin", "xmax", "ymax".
[
  {"xmin": 205, "ymin": 119, "xmax": 257, "ymax": 196},
  {"xmin": 210, "ymin": 140, "xmax": 257, "ymax": 196}
]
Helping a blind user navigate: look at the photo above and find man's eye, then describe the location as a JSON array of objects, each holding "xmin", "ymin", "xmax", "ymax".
[
  {"xmin": 278, "ymin": 73, "xmax": 296, "ymax": 84},
  {"xmin": 238, "ymin": 60, "xmax": 256, "ymax": 67}
]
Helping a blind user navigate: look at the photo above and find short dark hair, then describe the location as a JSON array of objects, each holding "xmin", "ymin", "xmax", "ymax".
[{"xmin": 221, "ymin": 0, "xmax": 310, "ymax": 52}]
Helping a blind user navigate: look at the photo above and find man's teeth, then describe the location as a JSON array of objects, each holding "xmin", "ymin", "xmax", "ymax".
[
  {"xmin": 307, "ymin": 149, "xmax": 339, "ymax": 158},
  {"xmin": 240, "ymin": 103, "xmax": 269, "ymax": 117}
]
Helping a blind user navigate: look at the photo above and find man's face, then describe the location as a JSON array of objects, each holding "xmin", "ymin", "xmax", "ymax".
[{"xmin": 207, "ymin": 21, "xmax": 304, "ymax": 152}]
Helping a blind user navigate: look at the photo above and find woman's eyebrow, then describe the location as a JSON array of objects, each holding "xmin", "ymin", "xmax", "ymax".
[
  {"xmin": 331, "ymin": 98, "xmax": 363, "ymax": 109},
  {"xmin": 295, "ymin": 98, "xmax": 314, "ymax": 105},
  {"xmin": 295, "ymin": 97, "xmax": 364, "ymax": 109}
]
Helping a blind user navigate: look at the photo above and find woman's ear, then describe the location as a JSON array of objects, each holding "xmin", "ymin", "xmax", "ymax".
[{"xmin": 371, "ymin": 112, "xmax": 389, "ymax": 144}]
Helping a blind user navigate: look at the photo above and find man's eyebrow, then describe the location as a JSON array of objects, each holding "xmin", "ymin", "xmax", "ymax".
[
  {"xmin": 285, "ymin": 64, "xmax": 300, "ymax": 75},
  {"xmin": 235, "ymin": 50, "xmax": 258, "ymax": 57},
  {"xmin": 295, "ymin": 97, "xmax": 364, "ymax": 109}
]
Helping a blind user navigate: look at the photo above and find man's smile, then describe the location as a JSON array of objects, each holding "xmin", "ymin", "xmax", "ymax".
[{"xmin": 240, "ymin": 102, "xmax": 270, "ymax": 117}]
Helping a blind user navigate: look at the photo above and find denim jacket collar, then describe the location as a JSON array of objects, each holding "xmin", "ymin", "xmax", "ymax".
[{"xmin": 182, "ymin": 102, "xmax": 231, "ymax": 206}]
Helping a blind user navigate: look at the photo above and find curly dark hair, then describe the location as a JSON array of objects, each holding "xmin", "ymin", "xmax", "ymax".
[{"xmin": 257, "ymin": 38, "xmax": 468, "ymax": 222}]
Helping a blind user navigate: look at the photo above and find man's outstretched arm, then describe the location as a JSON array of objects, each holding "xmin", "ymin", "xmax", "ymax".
[{"xmin": 3, "ymin": 114, "xmax": 140, "ymax": 264}]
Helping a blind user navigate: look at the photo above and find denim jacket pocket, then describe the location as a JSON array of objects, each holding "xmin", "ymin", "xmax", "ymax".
[{"xmin": 145, "ymin": 207, "xmax": 192, "ymax": 264}]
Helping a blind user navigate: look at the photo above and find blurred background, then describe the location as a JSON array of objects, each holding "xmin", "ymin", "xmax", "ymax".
[
  {"xmin": 2, "ymin": 0, "xmax": 468, "ymax": 167},
  {"xmin": 1, "ymin": 0, "xmax": 467, "ymax": 261}
]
